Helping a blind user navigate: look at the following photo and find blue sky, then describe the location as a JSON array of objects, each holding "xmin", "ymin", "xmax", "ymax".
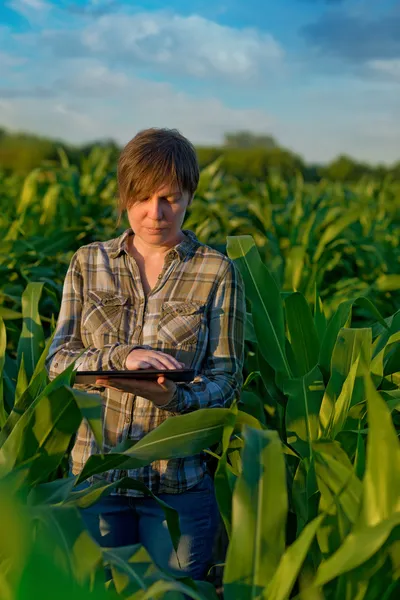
[{"xmin": 1, "ymin": 0, "xmax": 399, "ymax": 164}]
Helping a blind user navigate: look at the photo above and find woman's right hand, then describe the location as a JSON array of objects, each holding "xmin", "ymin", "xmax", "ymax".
[{"xmin": 125, "ymin": 348, "xmax": 185, "ymax": 371}]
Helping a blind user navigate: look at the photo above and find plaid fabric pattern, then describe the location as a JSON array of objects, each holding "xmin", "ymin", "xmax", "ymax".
[{"xmin": 45, "ymin": 228, "xmax": 246, "ymax": 495}]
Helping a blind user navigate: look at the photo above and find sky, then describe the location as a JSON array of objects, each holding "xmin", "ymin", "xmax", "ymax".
[{"xmin": 0, "ymin": 0, "xmax": 399, "ymax": 165}]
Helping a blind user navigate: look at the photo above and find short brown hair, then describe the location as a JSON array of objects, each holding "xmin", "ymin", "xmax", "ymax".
[{"xmin": 116, "ymin": 128, "xmax": 199, "ymax": 227}]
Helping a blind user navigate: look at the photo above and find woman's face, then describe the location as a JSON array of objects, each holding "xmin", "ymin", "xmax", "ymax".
[{"xmin": 126, "ymin": 183, "xmax": 192, "ymax": 247}]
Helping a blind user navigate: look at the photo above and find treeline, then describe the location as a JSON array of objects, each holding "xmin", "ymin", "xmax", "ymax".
[{"xmin": 1, "ymin": 127, "xmax": 399, "ymax": 183}]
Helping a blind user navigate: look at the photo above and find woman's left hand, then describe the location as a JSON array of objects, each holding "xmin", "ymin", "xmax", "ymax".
[{"xmin": 95, "ymin": 375, "xmax": 176, "ymax": 407}]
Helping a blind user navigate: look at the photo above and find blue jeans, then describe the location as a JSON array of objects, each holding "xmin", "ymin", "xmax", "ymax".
[{"xmin": 77, "ymin": 473, "xmax": 220, "ymax": 581}]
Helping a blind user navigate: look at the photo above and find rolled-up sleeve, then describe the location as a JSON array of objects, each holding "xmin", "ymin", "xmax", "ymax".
[
  {"xmin": 45, "ymin": 250, "xmax": 148, "ymax": 381},
  {"xmin": 163, "ymin": 260, "xmax": 246, "ymax": 413}
]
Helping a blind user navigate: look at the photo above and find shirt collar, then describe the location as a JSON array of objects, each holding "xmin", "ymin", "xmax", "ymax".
[{"xmin": 108, "ymin": 228, "xmax": 199, "ymax": 261}]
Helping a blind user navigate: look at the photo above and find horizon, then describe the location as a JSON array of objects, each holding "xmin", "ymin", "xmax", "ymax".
[
  {"xmin": 1, "ymin": 0, "xmax": 399, "ymax": 166},
  {"xmin": 2, "ymin": 123, "xmax": 398, "ymax": 169}
]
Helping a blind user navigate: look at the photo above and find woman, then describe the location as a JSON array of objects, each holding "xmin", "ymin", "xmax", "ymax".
[{"xmin": 45, "ymin": 127, "xmax": 246, "ymax": 581}]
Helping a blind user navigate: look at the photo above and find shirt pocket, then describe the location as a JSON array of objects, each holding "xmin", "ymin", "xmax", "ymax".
[
  {"xmin": 82, "ymin": 290, "xmax": 130, "ymax": 336},
  {"xmin": 157, "ymin": 301, "xmax": 206, "ymax": 347}
]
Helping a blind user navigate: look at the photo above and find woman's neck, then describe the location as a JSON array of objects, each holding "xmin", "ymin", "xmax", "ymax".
[{"xmin": 127, "ymin": 230, "xmax": 184, "ymax": 261}]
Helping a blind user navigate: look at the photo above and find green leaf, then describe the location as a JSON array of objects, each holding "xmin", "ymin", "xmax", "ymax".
[
  {"xmin": 354, "ymin": 422, "xmax": 366, "ymax": 480},
  {"xmin": 319, "ymin": 328, "xmax": 371, "ymax": 436},
  {"xmin": 0, "ymin": 385, "xmax": 82, "ymax": 484},
  {"xmin": 374, "ymin": 274, "xmax": 400, "ymax": 292},
  {"xmin": 32, "ymin": 504, "xmax": 103, "ymax": 586},
  {"xmin": 0, "ymin": 318, "xmax": 8, "ymax": 428},
  {"xmin": 319, "ymin": 298, "xmax": 386, "ymax": 380},
  {"xmin": 78, "ymin": 408, "xmax": 232, "ymax": 482},
  {"xmin": 16, "ymin": 282, "xmax": 45, "ymax": 382},
  {"xmin": 227, "ymin": 235, "xmax": 292, "ymax": 377},
  {"xmin": 311, "ymin": 372, "xmax": 400, "ymax": 588},
  {"xmin": 371, "ymin": 311, "xmax": 400, "ymax": 384},
  {"xmin": 361, "ymin": 374, "xmax": 400, "ymax": 526},
  {"xmin": 256, "ymin": 346, "xmax": 286, "ymax": 409},
  {"xmin": 266, "ymin": 514, "xmax": 325, "ymax": 600},
  {"xmin": 28, "ymin": 476, "xmax": 78, "ymax": 506},
  {"xmin": 0, "ymin": 339, "xmax": 77, "ymax": 450},
  {"xmin": 245, "ymin": 312, "xmax": 258, "ymax": 343},
  {"xmin": 17, "ymin": 168, "xmax": 40, "ymax": 214},
  {"xmin": 313, "ymin": 440, "xmax": 362, "ymax": 524},
  {"xmin": 0, "ymin": 481, "xmax": 30, "ymax": 598},
  {"xmin": 224, "ymin": 427, "xmax": 288, "ymax": 600},
  {"xmin": 313, "ymin": 440, "xmax": 362, "ymax": 557},
  {"xmin": 313, "ymin": 208, "xmax": 363, "ymax": 262},
  {"xmin": 239, "ymin": 391, "xmax": 266, "ymax": 425},
  {"xmin": 285, "ymin": 292, "xmax": 320, "ymax": 376},
  {"xmin": 313, "ymin": 513, "xmax": 400, "ymax": 588},
  {"xmin": 105, "ymin": 544, "xmax": 212, "ymax": 600},
  {"xmin": 0, "ymin": 308, "xmax": 22, "ymax": 320},
  {"xmin": 283, "ymin": 245, "xmax": 306, "ymax": 291},
  {"xmin": 372, "ymin": 310, "xmax": 400, "ymax": 358},
  {"xmin": 292, "ymin": 461, "xmax": 308, "ymax": 534},
  {"xmin": 314, "ymin": 285, "xmax": 327, "ymax": 344},
  {"xmin": 104, "ymin": 544, "xmax": 157, "ymax": 597},
  {"xmin": 284, "ymin": 365, "xmax": 325, "ymax": 459},
  {"xmin": 15, "ymin": 355, "xmax": 29, "ymax": 406},
  {"xmin": 141, "ymin": 580, "xmax": 209, "ymax": 599},
  {"xmin": 214, "ymin": 405, "xmax": 238, "ymax": 537},
  {"xmin": 70, "ymin": 388, "xmax": 103, "ymax": 450},
  {"xmin": 28, "ymin": 328, "xmax": 56, "ymax": 394}
]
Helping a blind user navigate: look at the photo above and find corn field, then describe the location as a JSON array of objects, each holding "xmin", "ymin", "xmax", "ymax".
[{"xmin": 0, "ymin": 148, "xmax": 399, "ymax": 599}]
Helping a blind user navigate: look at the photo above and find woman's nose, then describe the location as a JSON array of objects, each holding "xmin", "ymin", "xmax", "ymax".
[{"xmin": 148, "ymin": 199, "xmax": 163, "ymax": 219}]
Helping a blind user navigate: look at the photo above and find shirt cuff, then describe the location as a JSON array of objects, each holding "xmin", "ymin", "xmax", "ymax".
[{"xmin": 157, "ymin": 384, "xmax": 182, "ymax": 412}]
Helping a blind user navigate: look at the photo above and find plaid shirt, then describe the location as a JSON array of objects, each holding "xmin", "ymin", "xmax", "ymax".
[{"xmin": 45, "ymin": 228, "xmax": 246, "ymax": 495}]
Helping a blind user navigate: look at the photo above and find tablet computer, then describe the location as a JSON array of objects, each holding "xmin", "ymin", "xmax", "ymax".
[{"xmin": 74, "ymin": 368, "xmax": 196, "ymax": 385}]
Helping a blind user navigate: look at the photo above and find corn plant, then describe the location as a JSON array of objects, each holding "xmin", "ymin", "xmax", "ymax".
[{"xmin": 1, "ymin": 233, "xmax": 399, "ymax": 599}]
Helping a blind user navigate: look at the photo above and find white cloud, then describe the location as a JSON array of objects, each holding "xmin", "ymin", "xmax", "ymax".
[
  {"xmin": 2, "ymin": 59, "xmax": 400, "ymax": 165},
  {"xmin": 0, "ymin": 52, "xmax": 23, "ymax": 67},
  {"xmin": 2, "ymin": 4, "xmax": 399, "ymax": 165},
  {"xmin": 0, "ymin": 63, "xmax": 277, "ymax": 145},
  {"xmin": 368, "ymin": 59, "xmax": 400, "ymax": 80},
  {"xmin": 34, "ymin": 11, "xmax": 283, "ymax": 82},
  {"xmin": 9, "ymin": 0, "xmax": 49, "ymax": 9},
  {"xmin": 7, "ymin": 0, "xmax": 51, "ymax": 21},
  {"xmin": 0, "ymin": 51, "xmax": 27, "ymax": 68}
]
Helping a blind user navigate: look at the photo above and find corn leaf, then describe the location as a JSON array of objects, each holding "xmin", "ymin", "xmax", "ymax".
[
  {"xmin": 224, "ymin": 427, "xmax": 287, "ymax": 600},
  {"xmin": 16, "ymin": 282, "xmax": 45, "ymax": 382},
  {"xmin": 227, "ymin": 235, "xmax": 292, "ymax": 377},
  {"xmin": 285, "ymin": 292, "xmax": 320, "ymax": 376}
]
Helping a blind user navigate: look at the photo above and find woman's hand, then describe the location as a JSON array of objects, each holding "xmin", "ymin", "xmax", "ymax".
[
  {"xmin": 125, "ymin": 348, "xmax": 185, "ymax": 371},
  {"xmin": 95, "ymin": 374, "xmax": 176, "ymax": 407},
  {"xmin": 95, "ymin": 348, "xmax": 183, "ymax": 406}
]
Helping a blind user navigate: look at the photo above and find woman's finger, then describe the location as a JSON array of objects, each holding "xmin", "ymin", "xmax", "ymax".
[
  {"xmin": 138, "ymin": 357, "xmax": 176, "ymax": 371},
  {"xmin": 154, "ymin": 351, "xmax": 184, "ymax": 369},
  {"xmin": 157, "ymin": 375, "xmax": 168, "ymax": 390}
]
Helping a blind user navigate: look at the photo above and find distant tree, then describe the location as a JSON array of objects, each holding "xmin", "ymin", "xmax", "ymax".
[
  {"xmin": 390, "ymin": 161, "xmax": 400, "ymax": 181},
  {"xmin": 223, "ymin": 131, "xmax": 278, "ymax": 149},
  {"xmin": 196, "ymin": 146, "xmax": 304, "ymax": 180},
  {"xmin": 320, "ymin": 155, "xmax": 372, "ymax": 182}
]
